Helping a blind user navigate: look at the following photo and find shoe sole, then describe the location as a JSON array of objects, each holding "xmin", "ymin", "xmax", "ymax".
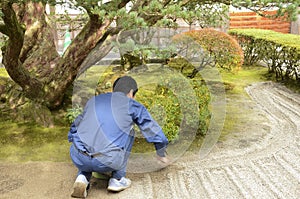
[
  {"xmin": 107, "ymin": 185, "xmax": 130, "ymax": 192},
  {"xmin": 71, "ymin": 182, "xmax": 87, "ymax": 198}
]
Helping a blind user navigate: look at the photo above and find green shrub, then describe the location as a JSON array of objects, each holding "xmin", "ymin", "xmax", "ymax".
[
  {"xmin": 172, "ymin": 28, "xmax": 244, "ymax": 71},
  {"xmin": 229, "ymin": 29, "xmax": 300, "ymax": 83},
  {"xmin": 135, "ymin": 73, "xmax": 210, "ymax": 142},
  {"xmin": 167, "ymin": 57, "xmax": 196, "ymax": 77},
  {"xmin": 65, "ymin": 105, "xmax": 83, "ymax": 124},
  {"xmin": 136, "ymin": 84, "xmax": 181, "ymax": 142}
]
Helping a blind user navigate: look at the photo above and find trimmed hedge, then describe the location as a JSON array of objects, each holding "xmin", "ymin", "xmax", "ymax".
[{"xmin": 229, "ymin": 29, "xmax": 300, "ymax": 83}]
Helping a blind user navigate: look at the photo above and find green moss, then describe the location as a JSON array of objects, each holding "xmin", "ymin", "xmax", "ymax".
[
  {"xmin": 0, "ymin": 67, "xmax": 9, "ymax": 77},
  {"xmin": 220, "ymin": 65, "xmax": 268, "ymax": 95},
  {"xmin": 219, "ymin": 65, "xmax": 269, "ymax": 140},
  {"xmin": 0, "ymin": 121, "xmax": 70, "ymax": 162}
]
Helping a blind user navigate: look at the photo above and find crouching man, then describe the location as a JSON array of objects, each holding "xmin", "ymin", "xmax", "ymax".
[{"xmin": 68, "ymin": 76, "xmax": 170, "ymax": 198}]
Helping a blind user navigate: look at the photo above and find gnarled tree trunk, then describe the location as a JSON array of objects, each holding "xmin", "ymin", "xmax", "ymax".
[
  {"xmin": 1, "ymin": 2, "xmax": 116, "ymax": 124},
  {"xmin": 3, "ymin": 2, "xmax": 113, "ymax": 108}
]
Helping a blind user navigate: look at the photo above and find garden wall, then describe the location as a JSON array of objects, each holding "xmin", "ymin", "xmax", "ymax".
[{"xmin": 229, "ymin": 10, "xmax": 291, "ymax": 34}]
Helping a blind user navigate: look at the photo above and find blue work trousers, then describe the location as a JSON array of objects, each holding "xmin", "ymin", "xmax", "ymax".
[{"xmin": 70, "ymin": 137, "xmax": 134, "ymax": 181}]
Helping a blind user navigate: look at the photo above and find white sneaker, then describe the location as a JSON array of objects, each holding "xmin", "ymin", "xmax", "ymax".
[
  {"xmin": 107, "ymin": 177, "xmax": 131, "ymax": 192},
  {"xmin": 71, "ymin": 174, "xmax": 89, "ymax": 198}
]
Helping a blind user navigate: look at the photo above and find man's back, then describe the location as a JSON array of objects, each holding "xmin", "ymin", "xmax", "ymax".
[{"xmin": 77, "ymin": 92, "xmax": 134, "ymax": 153}]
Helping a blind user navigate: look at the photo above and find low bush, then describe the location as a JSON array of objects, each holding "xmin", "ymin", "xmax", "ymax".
[
  {"xmin": 135, "ymin": 72, "xmax": 210, "ymax": 142},
  {"xmin": 65, "ymin": 105, "xmax": 83, "ymax": 124},
  {"xmin": 229, "ymin": 29, "xmax": 300, "ymax": 83},
  {"xmin": 167, "ymin": 57, "xmax": 196, "ymax": 78},
  {"xmin": 172, "ymin": 28, "xmax": 244, "ymax": 71}
]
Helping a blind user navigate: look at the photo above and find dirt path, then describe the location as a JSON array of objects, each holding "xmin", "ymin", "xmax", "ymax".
[{"xmin": 1, "ymin": 81, "xmax": 300, "ymax": 199}]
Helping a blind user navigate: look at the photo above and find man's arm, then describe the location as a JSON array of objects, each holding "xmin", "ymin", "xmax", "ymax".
[
  {"xmin": 67, "ymin": 114, "xmax": 83, "ymax": 142},
  {"xmin": 130, "ymin": 100, "xmax": 169, "ymax": 157}
]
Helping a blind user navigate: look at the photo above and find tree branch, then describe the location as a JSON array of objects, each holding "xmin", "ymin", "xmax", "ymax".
[
  {"xmin": 1, "ymin": 2, "xmax": 43, "ymax": 98},
  {"xmin": 1, "ymin": 2, "xmax": 24, "ymax": 53},
  {"xmin": 0, "ymin": 24, "xmax": 9, "ymax": 35},
  {"xmin": 19, "ymin": 2, "xmax": 48, "ymax": 63}
]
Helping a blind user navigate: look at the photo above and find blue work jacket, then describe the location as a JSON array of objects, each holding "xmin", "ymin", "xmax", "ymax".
[{"xmin": 68, "ymin": 92, "xmax": 169, "ymax": 169}]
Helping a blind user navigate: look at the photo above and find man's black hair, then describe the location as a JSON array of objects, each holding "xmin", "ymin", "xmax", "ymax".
[{"xmin": 113, "ymin": 76, "xmax": 138, "ymax": 96}]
